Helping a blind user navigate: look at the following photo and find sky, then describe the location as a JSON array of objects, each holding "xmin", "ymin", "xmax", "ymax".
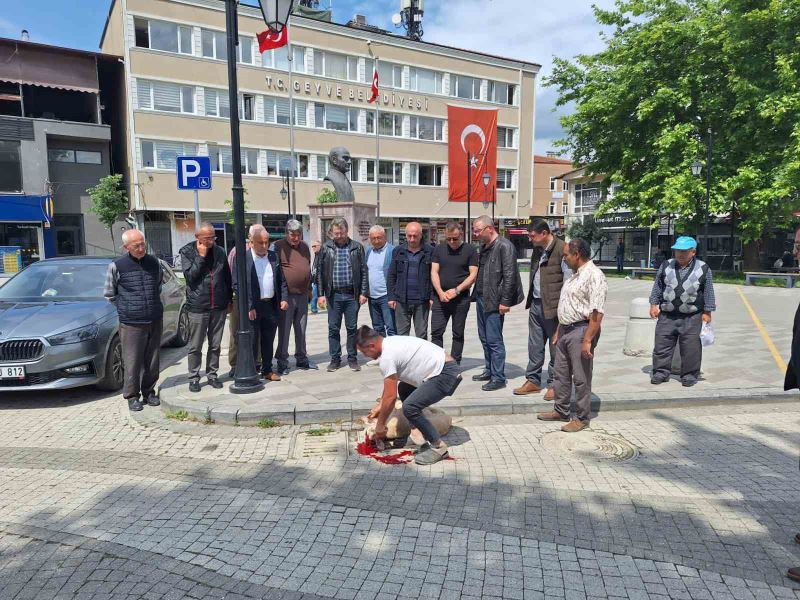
[{"xmin": 1, "ymin": 0, "xmax": 616, "ymax": 156}]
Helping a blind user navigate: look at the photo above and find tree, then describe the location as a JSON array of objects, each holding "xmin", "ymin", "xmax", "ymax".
[
  {"xmin": 317, "ymin": 188, "xmax": 337, "ymax": 204},
  {"xmin": 224, "ymin": 190, "xmax": 250, "ymax": 225},
  {"xmin": 548, "ymin": 0, "xmax": 800, "ymax": 241},
  {"xmin": 566, "ymin": 216, "xmax": 609, "ymax": 258},
  {"xmin": 86, "ymin": 174, "xmax": 128, "ymax": 249}
]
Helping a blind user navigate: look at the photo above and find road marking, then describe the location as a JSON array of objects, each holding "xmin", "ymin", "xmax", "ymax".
[{"xmin": 736, "ymin": 287, "xmax": 787, "ymax": 372}]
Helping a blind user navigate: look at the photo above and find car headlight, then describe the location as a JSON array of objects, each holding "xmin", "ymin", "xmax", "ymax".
[{"xmin": 47, "ymin": 324, "xmax": 100, "ymax": 346}]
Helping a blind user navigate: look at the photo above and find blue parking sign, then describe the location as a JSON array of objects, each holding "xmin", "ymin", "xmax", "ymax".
[{"xmin": 177, "ymin": 156, "xmax": 212, "ymax": 190}]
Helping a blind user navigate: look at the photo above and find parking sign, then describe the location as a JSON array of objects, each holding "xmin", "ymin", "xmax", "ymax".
[{"xmin": 177, "ymin": 156, "xmax": 212, "ymax": 190}]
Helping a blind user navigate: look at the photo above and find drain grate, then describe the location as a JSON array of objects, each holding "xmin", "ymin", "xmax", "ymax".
[
  {"xmin": 292, "ymin": 432, "xmax": 349, "ymax": 459},
  {"xmin": 541, "ymin": 430, "xmax": 638, "ymax": 462}
]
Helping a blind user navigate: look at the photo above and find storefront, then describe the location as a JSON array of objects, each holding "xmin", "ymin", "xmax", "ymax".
[
  {"xmin": 594, "ymin": 212, "xmax": 655, "ymax": 267},
  {"xmin": 501, "ymin": 218, "xmax": 533, "ymax": 259},
  {"xmin": 0, "ymin": 194, "xmax": 55, "ymax": 267}
]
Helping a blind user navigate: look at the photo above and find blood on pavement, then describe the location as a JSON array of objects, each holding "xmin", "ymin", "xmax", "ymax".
[{"xmin": 355, "ymin": 434, "xmax": 455, "ymax": 463}]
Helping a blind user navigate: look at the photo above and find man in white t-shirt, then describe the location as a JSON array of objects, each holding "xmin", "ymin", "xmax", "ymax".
[{"xmin": 356, "ymin": 325, "xmax": 461, "ymax": 465}]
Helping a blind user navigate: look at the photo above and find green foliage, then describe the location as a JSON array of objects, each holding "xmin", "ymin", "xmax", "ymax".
[
  {"xmin": 307, "ymin": 427, "xmax": 334, "ymax": 436},
  {"xmin": 86, "ymin": 174, "xmax": 128, "ymax": 248},
  {"xmin": 166, "ymin": 410, "xmax": 189, "ymax": 421},
  {"xmin": 547, "ymin": 0, "xmax": 800, "ymax": 242},
  {"xmin": 224, "ymin": 190, "xmax": 250, "ymax": 225},
  {"xmin": 257, "ymin": 418, "xmax": 280, "ymax": 429},
  {"xmin": 317, "ymin": 188, "xmax": 338, "ymax": 204},
  {"xmin": 566, "ymin": 216, "xmax": 609, "ymax": 250}
]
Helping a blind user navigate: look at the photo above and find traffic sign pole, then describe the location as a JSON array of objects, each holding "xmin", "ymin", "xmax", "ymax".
[{"xmin": 193, "ymin": 189, "xmax": 201, "ymax": 230}]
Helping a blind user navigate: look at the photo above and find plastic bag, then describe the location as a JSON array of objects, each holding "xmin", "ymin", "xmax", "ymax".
[{"xmin": 700, "ymin": 322, "xmax": 715, "ymax": 347}]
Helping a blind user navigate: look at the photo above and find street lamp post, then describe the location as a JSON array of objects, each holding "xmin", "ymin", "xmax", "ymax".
[
  {"xmin": 225, "ymin": 0, "xmax": 293, "ymax": 393},
  {"xmin": 690, "ymin": 127, "xmax": 713, "ymax": 259},
  {"xmin": 466, "ymin": 151, "xmax": 472, "ymax": 243},
  {"xmin": 280, "ymin": 174, "xmax": 292, "ymax": 219}
]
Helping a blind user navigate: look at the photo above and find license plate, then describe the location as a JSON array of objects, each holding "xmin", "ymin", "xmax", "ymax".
[{"xmin": 0, "ymin": 366, "xmax": 25, "ymax": 379}]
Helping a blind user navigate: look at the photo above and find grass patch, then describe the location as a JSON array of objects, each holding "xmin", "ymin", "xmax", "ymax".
[
  {"xmin": 257, "ymin": 418, "xmax": 281, "ymax": 429},
  {"xmin": 307, "ymin": 427, "xmax": 334, "ymax": 437},
  {"xmin": 166, "ymin": 410, "xmax": 189, "ymax": 421}
]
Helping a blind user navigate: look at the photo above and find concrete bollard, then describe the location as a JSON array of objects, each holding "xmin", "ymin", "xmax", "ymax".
[{"xmin": 623, "ymin": 298, "xmax": 656, "ymax": 357}]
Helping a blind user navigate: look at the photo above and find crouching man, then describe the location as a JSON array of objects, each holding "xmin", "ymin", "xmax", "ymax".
[{"xmin": 356, "ymin": 325, "xmax": 460, "ymax": 465}]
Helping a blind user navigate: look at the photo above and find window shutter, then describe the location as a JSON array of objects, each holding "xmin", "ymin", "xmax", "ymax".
[
  {"xmin": 137, "ymin": 80, "xmax": 152, "ymax": 109},
  {"xmin": 153, "ymin": 81, "xmax": 181, "ymax": 111}
]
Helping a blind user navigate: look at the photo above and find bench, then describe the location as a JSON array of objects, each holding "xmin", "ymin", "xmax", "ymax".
[
  {"xmin": 745, "ymin": 272, "xmax": 800, "ymax": 288},
  {"xmin": 629, "ymin": 268, "xmax": 657, "ymax": 280}
]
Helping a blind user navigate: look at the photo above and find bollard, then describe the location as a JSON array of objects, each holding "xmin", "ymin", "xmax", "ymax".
[{"xmin": 623, "ymin": 298, "xmax": 656, "ymax": 357}]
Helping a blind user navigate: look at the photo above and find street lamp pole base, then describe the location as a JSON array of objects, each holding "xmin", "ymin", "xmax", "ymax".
[
  {"xmin": 229, "ymin": 329, "xmax": 264, "ymax": 394},
  {"xmin": 230, "ymin": 378, "xmax": 264, "ymax": 394}
]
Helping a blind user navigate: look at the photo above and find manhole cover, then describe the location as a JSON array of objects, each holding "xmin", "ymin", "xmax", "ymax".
[
  {"xmin": 541, "ymin": 431, "xmax": 638, "ymax": 462},
  {"xmin": 292, "ymin": 432, "xmax": 349, "ymax": 459}
]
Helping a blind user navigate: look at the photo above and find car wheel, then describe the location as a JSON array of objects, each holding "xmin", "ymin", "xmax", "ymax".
[
  {"xmin": 169, "ymin": 305, "xmax": 190, "ymax": 348},
  {"xmin": 96, "ymin": 335, "xmax": 124, "ymax": 391}
]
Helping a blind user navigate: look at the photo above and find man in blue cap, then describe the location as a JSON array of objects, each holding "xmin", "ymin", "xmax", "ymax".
[{"xmin": 648, "ymin": 236, "xmax": 716, "ymax": 387}]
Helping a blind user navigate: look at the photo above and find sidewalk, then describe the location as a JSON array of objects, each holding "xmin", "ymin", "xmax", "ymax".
[{"xmin": 158, "ymin": 277, "xmax": 800, "ymax": 425}]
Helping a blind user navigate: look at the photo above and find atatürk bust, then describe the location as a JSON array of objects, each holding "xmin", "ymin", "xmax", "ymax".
[{"xmin": 324, "ymin": 147, "xmax": 355, "ymax": 203}]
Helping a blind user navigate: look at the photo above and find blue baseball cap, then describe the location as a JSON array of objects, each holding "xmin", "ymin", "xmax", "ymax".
[{"xmin": 671, "ymin": 236, "xmax": 697, "ymax": 250}]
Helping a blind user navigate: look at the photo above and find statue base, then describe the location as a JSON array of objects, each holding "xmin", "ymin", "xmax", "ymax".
[{"xmin": 308, "ymin": 202, "xmax": 378, "ymax": 246}]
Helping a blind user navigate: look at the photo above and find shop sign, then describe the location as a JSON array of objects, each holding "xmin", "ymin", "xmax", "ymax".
[{"xmin": 594, "ymin": 212, "xmax": 638, "ymax": 227}]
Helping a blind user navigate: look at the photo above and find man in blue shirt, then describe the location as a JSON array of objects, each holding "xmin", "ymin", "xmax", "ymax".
[
  {"xmin": 366, "ymin": 225, "xmax": 395, "ymax": 336},
  {"xmin": 388, "ymin": 222, "xmax": 433, "ymax": 339}
]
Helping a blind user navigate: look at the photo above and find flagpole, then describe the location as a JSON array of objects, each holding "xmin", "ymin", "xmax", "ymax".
[
  {"xmin": 374, "ymin": 56, "xmax": 381, "ymax": 218},
  {"xmin": 467, "ymin": 151, "xmax": 472, "ymax": 243},
  {"xmin": 287, "ymin": 20, "xmax": 297, "ymax": 219}
]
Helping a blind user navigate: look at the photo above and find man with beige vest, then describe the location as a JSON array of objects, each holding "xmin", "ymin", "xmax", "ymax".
[{"xmin": 514, "ymin": 219, "xmax": 571, "ymax": 399}]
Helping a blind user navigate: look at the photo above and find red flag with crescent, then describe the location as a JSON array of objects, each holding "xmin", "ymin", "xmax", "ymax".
[
  {"xmin": 257, "ymin": 27, "xmax": 288, "ymax": 53},
  {"xmin": 447, "ymin": 105, "xmax": 497, "ymax": 202},
  {"xmin": 368, "ymin": 69, "xmax": 379, "ymax": 103}
]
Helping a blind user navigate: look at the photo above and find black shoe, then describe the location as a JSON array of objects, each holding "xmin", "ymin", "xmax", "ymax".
[
  {"xmin": 189, "ymin": 381, "xmax": 201, "ymax": 393},
  {"xmin": 472, "ymin": 372, "xmax": 491, "ymax": 382},
  {"xmin": 348, "ymin": 359, "xmax": 361, "ymax": 372},
  {"xmin": 650, "ymin": 376, "xmax": 668, "ymax": 385},
  {"xmin": 128, "ymin": 398, "xmax": 143, "ymax": 412},
  {"xmin": 277, "ymin": 367, "xmax": 290, "ymax": 376},
  {"xmin": 681, "ymin": 377, "xmax": 698, "ymax": 387},
  {"xmin": 296, "ymin": 361, "xmax": 311, "ymax": 370},
  {"xmin": 145, "ymin": 394, "xmax": 160, "ymax": 407},
  {"xmin": 455, "ymin": 359, "xmax": 462, "ymax": 366},
  {"xmin": 482, "ymin": 380, "xmax": 506, "ymax": 391},
  {"xmin": 208, "ymin": 378, "xmax": 223, "ymax": 389},
  {"xmin": 227, "ymin": 368, "xmax": 236, "ymax": 378},
  {"xmin": 327, "ymin": 360, "xmax": 341, "ymax": 372}
]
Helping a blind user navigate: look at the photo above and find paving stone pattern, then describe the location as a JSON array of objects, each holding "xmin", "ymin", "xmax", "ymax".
[{"xmin": 1, "ymin": 391, "xmax": 800, "ymax": 599}]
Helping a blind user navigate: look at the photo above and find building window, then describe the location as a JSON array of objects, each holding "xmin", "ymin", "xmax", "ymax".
[
  {"xmin": 563, "ymin": 181, "xmax": 569, "ymax": 191},
  {"xmin": 349, "ymin": 158, "xmax": 375, "ymax": 182},
  {"xmin": 379, "ymin": 161, "xmax": 403, "ymax": 184},
  {"xmin": 208, "ymin": 145, "xmax": 259, "ymax": 175},
  {"xmin": 549, "ymin": 177, "xmax": 556, "ymax": 191},
  {"xmin": 548, "ymin": 201, "xmax": 556, "ymax": 215},
  {"xmin": 409, "ymin": 67, "xmax": 443, "ymax": 94},
  {"xmin": 497, "ymin": 169, "xmax": 514, "ymax": 190},
  {"xmin": 48, "ymin": 149, "xmax": 75, "ymax": 163},
  {"xmin": 313, "ymin": 50, "xmax": 351, "ymax": 80},
  {"xmin": 497, "ymin": 127, "xmax": 515, "ymax": 149},
  {"xmin": 138, "ymin": 80, "xmax": 194, "ymax": 114},
  {"xmin": 48, "ymin": 149, "xmax": 102, "ymax": 164},
  {"xmin": 314, "ymin": 103, "xmax": 353, "ymax": 132},
  {"xmin": 140, "ymin": 140, "xmax": 198, "ymax": 170},
  {"xmin": 574, "ymin": 182, "xmax": 602, "ymax": 213},
  {"xmin": 451, "ymin": 75, "xmax": 480, "ymax": 100},
  {"xmin": 201, "ymin": 29, "xmax": 228, "ymax": 61},
  {"xmin": 410, "ymin": 163, "xmax": 444, "ymax": 186},
  {"xmin": 134, "ymin": 17, "xmax": 192, "ymax": 55},
  {"xmin": 488, "ymin": 80, "xmax": 516, "ymax": 105},
  {"xmin": 238, "ymin": 36, "xmax": 254, "ymax": 64},
  {"xmin": 204, "ymin": 88, "xmax": 230, "ymax": 118},
  {"xmin": 562, "ymin": 202, "xmax": 568, "ymax": 215},
  {"xmin": 239, "ymin": 93, "xmax": 255, "ymax": 121},
  {"xmin": 366, "ymin": 111, "xmax": 375, "ymax": 134},
  {"xmin": 266, "ymin": 151, "xmax": 295, "ymax": 176},
  {"xmin": 377, "ymin": 62, "xmax": 403, "ymax": 89},
  {"xmin": 317, "ymin": 155, "xmax": 329, "ymax": 180},
  {"xmin": 378, "ymin": 112, "xmax": 403, "ymax": 137},
  {"xmin": 0, "ymin": 140, "xmax": 22, "ymax": 192},
  {"xmin": 409, "ymin": 116, "xmax": 443, "ymax": 141},
  {"xmin": 297, "ymin": 154, "xmax": 309, "ymax": 178}
]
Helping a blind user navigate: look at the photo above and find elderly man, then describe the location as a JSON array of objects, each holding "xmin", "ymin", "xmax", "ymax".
[
  {"xmin": 514, "ymin": 219, "xmax": 571, "ymax": 399},
  {"xmin": 430, "ymin": 221, "xmax": 477, "ymax": 364},
  {"xmin": 233, "ymin": 225, "xmax": 285, "ymax": 381},
  {"xmin": 180, "ymin": 223, "xmax": 232, "ymax": 393},
  {"xmin": 388, "ymin": 222, "xmax": 433, "ymax": 339},
  {"xmin": 366, "ymin": 225, "xmax": 395, "ymax": 337},
  {"xmin": 538, "ymin": 238, "xmax": 608, "ymax": 432},
  {"xmin": 274, "ymin": 219, "xmax": 312, "ymax": 374},
  {"xmin": 104, "ymin": 229, "xmax": 163, "ymax": 411},
  {"xmin": 316, "ymin": 218, "xmax": 368, "ymax": 372},
  {"xmin": 471, "ymin": 216, "xmax": 524, "ymax": 391},
  {"xmin": 227, "ymin": 224, "xmax": 259, "ymax": 377},
  {"xmin": 649, "ymin": 236, "xmax": 716, "ymax": 387}
]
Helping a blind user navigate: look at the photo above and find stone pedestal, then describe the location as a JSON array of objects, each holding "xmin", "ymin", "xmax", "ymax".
[{"xmin": 308, "ymin": 202, "xmax": 377, "ymax": 246}]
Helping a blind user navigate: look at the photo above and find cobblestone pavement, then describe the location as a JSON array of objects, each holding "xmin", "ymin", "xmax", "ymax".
[{"xmin": 1, "ymin": 392, "xmax": 800, "ymax": 599}]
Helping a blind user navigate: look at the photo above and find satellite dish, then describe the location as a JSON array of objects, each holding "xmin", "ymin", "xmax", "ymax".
[{"xmin": 391, "ymin": 13, "xmax": 402, "ymax": 25}]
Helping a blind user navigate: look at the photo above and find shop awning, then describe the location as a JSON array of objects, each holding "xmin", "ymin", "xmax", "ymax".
[
  {"xmin": 0, "ymin": 40, "xmax": 99, "ymax": 94},
  {"xmin": 0, "ymin": 195, "xmax": 50, "ymax": 222}
]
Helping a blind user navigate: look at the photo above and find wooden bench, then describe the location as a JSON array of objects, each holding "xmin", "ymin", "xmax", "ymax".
[
  {"xmin": 745, "ymin": 272, "xmax": 800, "ymax": 288},
  {"xmin": 629, "ymin": 267, "xmax": 657, "ymax": 280}
]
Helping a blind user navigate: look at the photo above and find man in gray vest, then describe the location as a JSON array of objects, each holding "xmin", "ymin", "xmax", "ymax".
[
  {"xmin": 649, "ymin": 236, "xmax": 716, "ymax": 387},
  {"xmin": 104, "ymin": 229, "xmax": 163, "ymax": 412}
]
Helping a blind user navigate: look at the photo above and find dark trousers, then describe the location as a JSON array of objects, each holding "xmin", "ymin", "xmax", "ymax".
[
  {"xmin": 310, "ymin": 283, "xmax": 319, "ymax": 313},
  {"xmin": 398, "ymin": 361, "xmax": 460, "ymax": 445},
  {"xmin": 369, "ymin": 294, "xmax": 396, "ymax": 336},
  {"xmin": 525, "ymin": 299, "xmax": 558, "ymax": 387},
  {"xmin": 188, "ymin": 310, "xmax": 226, "ymax": 383},
  {"xmin": 395, "ymin": 301, "xmax": 429, "ymax": 339},
  {"xmin": 476, "ymin": 296, "xmax": 506, "ymax": 383},
  {"xmin": 430, "ymin": 294, "xmax": 470, "ymax": 362},
  {"xmin": 276, "ymin": 292, "xmax": 308, "ymax": 369},
  {"xmin": 252, "ymin": 298, "xmax": 279, "ymax": 375},
  {"xmin": 553, "ymin": 323, "xmax": 598, "ymax": 422},
  {"xmin": 652, "ymin": 312, "xmax": 703, "ymax": 380},
  {"xmin": 119, "ymin": 319, "xmax": 162, "ymax": 401},
  {"xmin": 328, "ymin": 292, "xmax": 359, "ymax": 361},
  {"xmin": 616, "ymin": 256, "xmax": 624, "ymax": 273}
]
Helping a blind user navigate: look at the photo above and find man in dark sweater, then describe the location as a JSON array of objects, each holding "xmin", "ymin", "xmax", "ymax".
[
  {"xmin": 274, "ymin": 219, "xmax": 313, "ymax": 374},
  {"xmin": 104, "ymin": 229, "xmax": 163, "ymax": 411}
]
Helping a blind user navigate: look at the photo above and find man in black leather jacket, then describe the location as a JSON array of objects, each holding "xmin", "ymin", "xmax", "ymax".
[
  {"xmin": 470, "ymin": 215, "xmax": 524, "ymax": 391},
  {"xmin": 315, "ymin": 217, "xmax": 368, "ymax": 372},
  {"xmin": 179, "ymin": 222, "xmax": 232, "ymax": 392}
]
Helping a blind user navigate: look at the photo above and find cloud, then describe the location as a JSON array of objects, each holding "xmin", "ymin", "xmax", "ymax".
[{"xmin": 0, "ymin": 16, "xmax": 19, "ymax": 38}]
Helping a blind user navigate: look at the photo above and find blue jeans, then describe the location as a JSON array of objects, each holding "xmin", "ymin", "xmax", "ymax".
[
  {"xmin": 310, "ymin": 282, "xmax": 319, "ymax": 313},
  {"xmin": 328, "ymin": 292, "xmax": 360, "ymax": 361},
  {"xmin": 368, "ymin": 294, "xmax": 396, "ymax": 336},
  {"xmin": 476, "ymin": 296, "xmax": 506, "ymax": 383}
]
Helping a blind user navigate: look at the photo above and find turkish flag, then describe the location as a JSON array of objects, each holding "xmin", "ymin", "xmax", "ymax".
[
  {"xmin": 257, "ymin": 27, "xmax": 288, "ymax": 53},
  {"xmin": 447, "ymin": 105, "xmax": 497, "ymax": 202},
  {"xmin": 368, "ymin": 69, "xmax": 379, "ymax": 103}
]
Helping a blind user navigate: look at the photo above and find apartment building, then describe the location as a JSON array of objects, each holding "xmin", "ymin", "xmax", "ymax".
[{"xmin": 100, "ymin": 0, "xmax": 539, "ymax": 255}]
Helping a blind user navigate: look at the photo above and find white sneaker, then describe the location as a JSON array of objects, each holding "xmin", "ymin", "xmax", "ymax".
[{"xmin": 367, "ymin": 358, "xmax": 380, "ymax": 367}]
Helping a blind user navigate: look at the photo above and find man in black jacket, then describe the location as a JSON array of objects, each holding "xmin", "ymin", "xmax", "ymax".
[
  {"xmin": 180, "ymin": 222, "xmax": 232, "ymax": 392},
  {"xmin": 388, "ymin": 221, "xmax": 433, "ymax": 339},
  {"xmin": 315, "ymin": 217, "xmax": 368, "ymax": 372},
  {"xmin": 471, "ymin": 215, "xmax": 525, "ymax": 391},
  {"xmin": 104, "ymin": 229, "xmax": 163, "ymax": 412},
  {"xmin": 784, "ymin": 226, "xmax": 800, "ymax": 585}
]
